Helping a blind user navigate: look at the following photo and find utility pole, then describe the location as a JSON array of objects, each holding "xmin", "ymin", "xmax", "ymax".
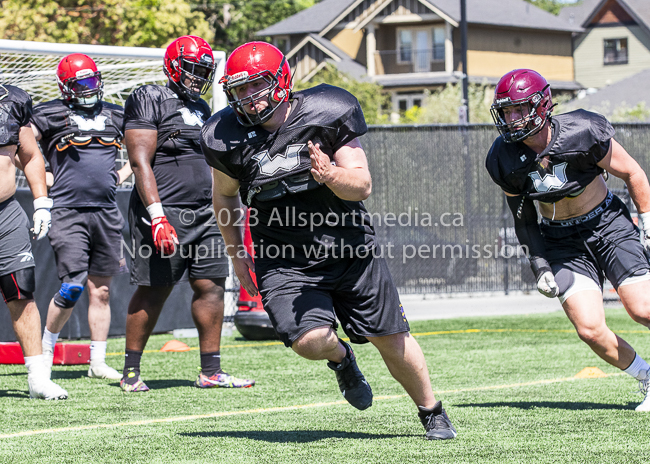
[{"xmin": 459, "ymin": 0, "xmax": 469, "ymax": 124}]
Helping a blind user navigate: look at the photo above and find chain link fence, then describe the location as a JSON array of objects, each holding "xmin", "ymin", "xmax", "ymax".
[
  {"xmin": 15, "ymin": 122, "xmax": 650, "ymax": 297},
  {"xmin": 361, "ymin": 123, "xmax": 650, "ymax": 295}
]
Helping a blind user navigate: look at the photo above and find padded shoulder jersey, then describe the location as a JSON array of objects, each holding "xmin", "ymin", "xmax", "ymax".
[
  {"xmin": 485, "ymin": 110, "xmax": 614, "ymax": 203},
  {"xmin": 31, "ymin": 99, "xmax": 123, "ymax": 155},
  {"xmin": 201, "ymin": 83, "xmax": 367, "ymax": 201},
  {"xmin": 124, "ymin": 84, "xmax": 213, "ymax": 207},
  {"xmin": 201, "ymin": 84, "xmax": 374, "ymax": 269},
  {"xmin": 0, "ymin": 84, "xmax": 33, "ymax": 147},
  {"xmin": 30, "ymin": 99, "xmax": 124, "ymax": 208}
]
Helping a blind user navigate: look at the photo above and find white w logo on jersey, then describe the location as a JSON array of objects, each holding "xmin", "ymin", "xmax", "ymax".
[
  {"xmin": 70, "ymin": 114, "xmax": 107, "ymax": 131},
  {"xmin": 18, "ymin": 252, "xmax": 33, "ymax": 263},
  {"xmin": 178, "ymin": 107, "xmax": 204, "ymax": 127},
  {"xmin": 529, "ymin": 162, "xmax": 568, "ymax": 193},
  {"xmin": 252, "ymin": 144, "xmax": 304, "ymax": 176}
]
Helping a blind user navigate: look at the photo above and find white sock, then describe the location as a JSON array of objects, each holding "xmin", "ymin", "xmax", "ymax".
[
  {"xmin": 42, "ymin": 328, "xmax": 60, "ymax": 349},
  {"xmin": 90, "ymin": 341, "xmax": 107, "ymax": 365},
  {"xmin": 624, "ymin": 353, "xmax": 650, "ymax": 380},
  {"xmin": 24, "ymin": 355, "xmax": 45, "ymax": 377}
]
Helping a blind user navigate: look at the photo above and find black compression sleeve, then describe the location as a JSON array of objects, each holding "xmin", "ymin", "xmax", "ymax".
[{"xmin": 505, "ymin": 195, "xmax": 551, "ymax": 280}]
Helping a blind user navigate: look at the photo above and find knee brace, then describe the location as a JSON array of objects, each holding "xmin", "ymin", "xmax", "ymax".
[
  {"xmin": 53, "ymin": 271, "xmax": 88, "ymax": 308},
  {"xmin": 0, "ymin": 268, "xmax": 35, "ymax": 303}
]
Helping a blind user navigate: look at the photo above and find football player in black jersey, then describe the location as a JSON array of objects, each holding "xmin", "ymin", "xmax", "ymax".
[
  {"xmin": 486, "ymin": 69, "xmax": 650, "ymax": 411},
  {"xmin": 121, "ymin": 35, "xmax": 254, "ymax": 392},
  {"xmin": 201, "ymin": 42, "xmax": 457, "ymax": 440},
  {"xmin": 30, "ymin": 54, "xmax": 132, "ymax": 381},
  {"xmin": 0, "ymin": 83, "xmax": 68, "ymax": 399}
]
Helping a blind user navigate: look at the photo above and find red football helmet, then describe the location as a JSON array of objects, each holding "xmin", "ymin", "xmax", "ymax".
[
  {"xmin": 164, "ymin": 35, "xmax": 215, "ymax": 101},
  {"xmin": 219, "ymin": 41, "xmax": 293, "ymax": 127},
  {"xmin": 56, "ymin": 54, "xmax": 103, "ymax": 107},
  {"xmin": 490, "ymin": 69, "xmax": 554, "ymax": 143}
]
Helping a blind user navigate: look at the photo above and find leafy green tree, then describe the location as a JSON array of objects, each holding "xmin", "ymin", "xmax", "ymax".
[
  {"xmin": 405, "ymin": 83, "xmax": 494, "ymax": 124},
  {"xmin": 0, "ymin": 0, "xmax": 211, "ymax": 47},
  {"xmin": 522, "ymin": 0, "xmax": 576, "ymax": 16},
  {"xmin": 293, "ymin": 64, "xmax": 390, "ymax": 124},
  {"xmin": 196, "ymin": 0, "xmax": 315, "ymax": 52}
]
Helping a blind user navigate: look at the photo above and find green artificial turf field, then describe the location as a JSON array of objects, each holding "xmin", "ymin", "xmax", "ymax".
[{"xmin": 1, "ymin": 307, "xmax": 648, "ymax": 464}]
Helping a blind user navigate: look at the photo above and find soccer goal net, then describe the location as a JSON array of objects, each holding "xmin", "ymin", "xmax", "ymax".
[
  {"xmin": 1, "ymin": 39, "xmax": 227, "ymax": 188},
  {"xmin": 1, "ymin": 40, "xmax": 242, "ymax": 322}
]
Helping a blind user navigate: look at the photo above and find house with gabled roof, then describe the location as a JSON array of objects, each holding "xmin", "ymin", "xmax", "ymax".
[
  {"xmin": 560, "ymin": 0, "xmax": 650, "ymax": 89},
  {"xmin": 257, "ymin": 0, "xmax": 583, "ymax": 113}
]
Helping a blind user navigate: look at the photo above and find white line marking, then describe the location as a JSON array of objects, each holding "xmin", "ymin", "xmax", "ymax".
[{"xmin": 0, "ymin": 372, "xmax": 624, "ymax": 439}]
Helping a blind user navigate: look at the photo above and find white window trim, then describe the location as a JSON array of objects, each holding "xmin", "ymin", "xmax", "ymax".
[
  {"xmin": 273, "ymin": 35, "xmax": 291, "ymax": 55},
  {"xmin": 396, "ymin": 27, "xmax": 416, "ymax": 65},
  {"xmin": 393, "ymin": 93, "xmax": 426, "ymax": 112},
  {"xmin": 396, "ymin": 25, "xmax": 446, "ymax": 66}
]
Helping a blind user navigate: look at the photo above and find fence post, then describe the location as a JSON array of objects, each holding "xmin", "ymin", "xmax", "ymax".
[{"xmin": 502, "ymin": 194, "xmax": 510, "ymax": 295}]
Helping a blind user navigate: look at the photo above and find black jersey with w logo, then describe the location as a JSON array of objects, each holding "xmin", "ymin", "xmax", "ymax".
[
  {"xmin": 201, "ymin": 84, "xmax": 375, "ymax": 269},
  {"xmin": 124, "ymin": 84, "xmax": 212, "ymax": 208},
  {"xmin": 485, "ymin": 110, "xmax": 614, "ymax": 203},
  {"xmin": 31, "ymin": 99, "xmax": 124, "ymax": 208}
]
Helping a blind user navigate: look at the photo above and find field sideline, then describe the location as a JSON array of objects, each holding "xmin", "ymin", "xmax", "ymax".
[{"xmin": 1, "ymin": 308, "xmax": 649, "ymax": 463}]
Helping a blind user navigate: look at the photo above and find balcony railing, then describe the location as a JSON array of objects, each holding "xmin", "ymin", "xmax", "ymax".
[{"xmin": 376, "ymin": 47, "xmax": 446, "ymax": 74}]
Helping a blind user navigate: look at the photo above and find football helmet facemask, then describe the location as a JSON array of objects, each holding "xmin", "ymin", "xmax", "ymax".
[
  {"xmin": 219, "ymin": 41, "xmax": 292, "ymax": 127},
  {"xmin": 57, "ymin": 53, "xmax": 103, "ymax": 108},
  {"xmin": 490, "ymin": 69, "xmax": 554, "ymax": 143},
  {"xmin": 164, "ymin": 35, "xmax": 215, "ymax": 101}
]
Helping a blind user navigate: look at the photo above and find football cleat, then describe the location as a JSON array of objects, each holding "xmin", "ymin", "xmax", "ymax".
[
  {"xmin": 120, "ymin": 368, "xmax": 149, "ymax": 392},
  {"xmin": 327, "ymin": 340, "xmax": 373, "ymax": 410},
  {"xmin": 194, "ymin": 371, "xmax": 255, "ymax": 388},
  {"xmin": 42, "ymin": 342, "xmax": 54, "ymax": 380},
  {"xmin": 88, "ymin": 362, "xmax": 123, "ymax": 380},
  {"xmin": 635, "ymin": 370, "xmax": 650, "ymax": 412},
  {"xmin": 28, "ymin": 376, "xmax": 68, "ymax": 400},
  {"xmin": 418, "ymin": 401, "xmax": 457, "ymax": 440}
]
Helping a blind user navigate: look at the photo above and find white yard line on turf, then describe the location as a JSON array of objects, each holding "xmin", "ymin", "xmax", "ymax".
[
  {"xmin": 0, "ymin": 372, "xmax": 624, "ymax": 439},
  {"xmin": 104, "ymin": 328, "xmax": 649, "ymax": 357}
]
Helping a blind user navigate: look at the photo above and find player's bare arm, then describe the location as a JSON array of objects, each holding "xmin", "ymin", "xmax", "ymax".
[
  {"xmin": 17, "ymin": 125, "xmax": 51, "ymax": 240},
  {"xmin": 597, "ymin": 138, "xmax": 650, "ymax": 214},
  {"xmin": 26, "ymin": 123, "xmax": 55, "ymax": 188},
  {"xmin": 17, "ymin": 125, "xmax": 47, "ymax": 200},
  {"xmin": 124, "ymin": 128, "xmax": 159, "ymax": 206},
  {"xmin": 30, "ymin": 122, "xmax": 42, "ymax": 142},
  {"xmin": 309, "ymin": 138, "xmax": 372, "ymax": 201},
  {"xmin": 0, "ymin": 145, "xmax": 18, "ymax": 202},
  {"xmin": 116, "ymin": 160, "xmax": 133, "ymax": 185},
  {"xmin": 211, "ymin": 168, "xmax": 257, "ymax": 296}
]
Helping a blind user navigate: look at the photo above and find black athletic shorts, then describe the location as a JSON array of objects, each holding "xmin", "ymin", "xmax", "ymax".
[
  {"xmin": 0, "ymin": 196, "xmax": 34, "ymax": 276},
  {"xmin": 128, "ymin": 197, "xmax": 229, "ymax": 286},
  {"xmin": 541, "ymin": 192, "xmax": 650, "ymax": 292},
  {"xmin": 48, "ymin": 206, "xmax": 126, "ymax": 279},
  {"xmin": 256, "ymin": 252, "xmax": 410, "ymax": 347}
]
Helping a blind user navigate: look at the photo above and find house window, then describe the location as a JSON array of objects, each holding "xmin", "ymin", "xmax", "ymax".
[
  {"xmin": 273, "ymin": 36, "xmax": 290, "ymax": 55},
  {"xmin": 398, "ymin": 30, "xmax": 413, "ymax": 63},
  {"xmin": 604, "ymin": 38, "xmax": 628, "ymax": 65},
  {"xmin": 395, "ymin": 93, "xmax": 425, "ymax": 112},
  {"xmin": 397, "ymin": 26, "xmax": 446, "ymax": 70},
  {"xmin": 433, "ymin": 26, "xmax": 445, "ymax": 61}
]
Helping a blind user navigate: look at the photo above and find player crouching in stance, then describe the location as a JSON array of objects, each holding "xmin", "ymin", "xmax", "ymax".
[
  {"xmin": 30, "ymin": 54, "xmax": 132, "ymax": 381},
  {"xmin": 120, "ymin": 36, "xmax": 254, "ymax": 392},
  {"xmin": 486, "ymin": 69, "xmax": 650, "ymax": 411},
  {"xmin": 0, "ymin": 84, "xmax": 67, "ymax": 399},
  {"xmin": 201, "ymin": 42, "xmax": 456, "ymax": 440}
]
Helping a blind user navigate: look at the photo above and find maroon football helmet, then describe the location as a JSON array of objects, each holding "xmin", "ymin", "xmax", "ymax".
[{"xmin": 490, "ymin": 69, "xmax": 554, "ymax": 143}]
